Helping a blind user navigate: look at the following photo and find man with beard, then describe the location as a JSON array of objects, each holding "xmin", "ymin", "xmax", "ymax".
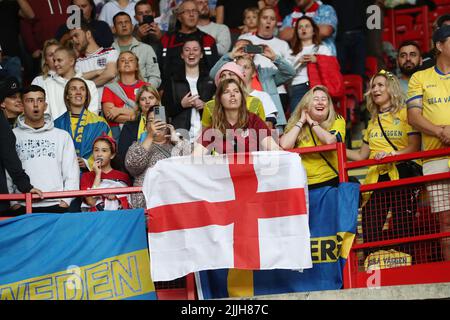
[
  {"xmin": 397, "ymin": 41, "xmax": 422, "ymax": 94},
  {"xmin": 195, "ymin": 0, "xmax": 231, "ymax": 56}
]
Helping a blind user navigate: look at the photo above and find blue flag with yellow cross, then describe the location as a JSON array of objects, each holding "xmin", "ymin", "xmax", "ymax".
[
  {"xmin": 195, "ymin": 183, "xmax": 359, "ymax": 299},
  {"xmin": 0, "ymin": 209, "xmax": 156, "ymax": 300}
]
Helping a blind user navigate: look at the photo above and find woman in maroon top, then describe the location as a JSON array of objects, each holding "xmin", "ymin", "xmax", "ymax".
[{"xmin": 193, "ymin": 78, "xmax": 280, "ymax": 155}]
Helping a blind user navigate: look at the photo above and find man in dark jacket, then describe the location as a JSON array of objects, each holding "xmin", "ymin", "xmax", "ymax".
[{"xmin": 0, "ymin": 79, "xmax": 43, "ymax": 216}]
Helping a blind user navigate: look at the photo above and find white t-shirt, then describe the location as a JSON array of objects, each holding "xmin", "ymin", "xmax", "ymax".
[
  {"xmin": 75, "ymin": 47, "xmax": 119, "ymax": 99},
  {"xmin": 98, "ymin": 0, "xmax": 138, "ymax": 26},
  {"xmin": 238, "ymin": 33, "xmax": 292, "ymax": 94},
  {"xmin": 288, "ymin": 44, "xmax": 332, "ymax": 86},
  {"xmin": 249, "ymin": 90, "xmax": 277, "ymax": 118},
  {"xmin": 186, "ymin": 75, "xmax": 201, "ymax": 143}
]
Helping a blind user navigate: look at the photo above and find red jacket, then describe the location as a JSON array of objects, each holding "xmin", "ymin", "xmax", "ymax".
[
  {"xmin": 307, "ymin": 54, "xmax": 344, "ymax": 98},
  {"xmin": 21, "ymin": 0, "xmax": 70, "ymax": 54}
]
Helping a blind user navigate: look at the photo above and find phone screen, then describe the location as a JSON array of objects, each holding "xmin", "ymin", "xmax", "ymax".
[
  {"xmin": 142, "ymin": 15, "xmax": 154, "ymax": 25},
  {"xmin": 244, "ymin": 45, "xmax": 263, "ymax": 54}
]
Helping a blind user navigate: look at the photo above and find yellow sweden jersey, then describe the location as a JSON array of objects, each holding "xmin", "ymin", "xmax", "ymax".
[
  {"xmin": 201, "ymin": 96, "xmax": 266, "ymax": 127},
  {"xmin": 296, "ymin": 115, "xmax": 346, "ymax": 185},
  {"xmin": 363, "ymin": 108, "xmax": 418, "ymax": 159},
  {"xmin": 407, "ymin": 66, "xmax": 450, "ymax": 153}
]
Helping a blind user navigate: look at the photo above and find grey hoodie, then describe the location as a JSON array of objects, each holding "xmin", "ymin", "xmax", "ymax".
[{"xmin": 7, "ymin": 114, "xmax": 80, "ymax": 207}]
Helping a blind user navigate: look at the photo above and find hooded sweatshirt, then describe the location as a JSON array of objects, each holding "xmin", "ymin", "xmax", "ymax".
[
  {"xmin": 43, "ymin": 73, "xmax": 100, "ymax": 120},
  {"xmin": 21, "ymin": 0, "xmax": 70, "ymax": 54},
  {"xmin": 7, "ymin": 114, "xmax": 80, "ymax": 207}
]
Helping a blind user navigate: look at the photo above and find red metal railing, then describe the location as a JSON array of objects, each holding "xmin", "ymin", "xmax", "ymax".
[
  {"xmin": 341, "ymin": 146, "xmax": 450, "ymax": 289},
  {"xmin": 2, "ymin": 143, "xmax": 449, "ymax": 296}
]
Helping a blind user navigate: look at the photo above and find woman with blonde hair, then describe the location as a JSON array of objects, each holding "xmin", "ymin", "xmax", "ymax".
[
  {"xmin": 118, "ymin": 85, "xmax": 161, "ymax": 170},
  {"xmin": 346, "ymin": 70, "xmax": 421, "ymax": 249},
  {"xmin": 280, "ymin": 85, "xmax": 345, "ymax": 189},
  {"xmin": 31, "ymin": 39, "xmax": 60, "ymax": 88},
  {"xmin": 102, "ymin": 50, "xmax": 148, "ymax": 140},
  {"xmin": 194, "ymin": 78, "xmax": 280, "ymax": 155}
]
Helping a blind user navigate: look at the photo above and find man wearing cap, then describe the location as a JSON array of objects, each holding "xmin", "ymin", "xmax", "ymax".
[
  {"xmin": 0, "ymin": 76, "xmax": 23, "ymax": 127},
  {"xmin": 407, "ymin": 24, "xmax": 450, "ymax": 260},
  {"xmin": 420, "ymin": 14, "xmax": 450, "ymax": 70}
]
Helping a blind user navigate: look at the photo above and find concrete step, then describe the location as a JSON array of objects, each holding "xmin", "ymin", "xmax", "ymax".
[{"xmin": 227, "ymin": 282, "xmax": 450, "ymax": 300}]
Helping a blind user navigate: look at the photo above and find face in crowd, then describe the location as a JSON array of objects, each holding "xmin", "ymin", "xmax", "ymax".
[
  {"xmin": 370, "ymin": 76, "xmax": 391, "ymax": 109},
  {"xmin": 178, "ymin": 1, "xmax": 199, "ymax": 29},
  {"xmin": 54, "ymin": 49, "xmax": 75, "ymax": 77},
  {"xmin": 308, "ymin": 89, "xmax": 330, "ymax": 122},
  {"xmin": 114, "ymin": 14, "xmax": 134, "ymax": 37},
  {"xmin": 23, "ymin": 91, "xmax": 46, "ymax": 124},
  {"xmin": 297, "ymin": 17, "xmax": 315, "ymax": 41},
  {"xmin": 66, "ymin": 79, "xmax": 88, "ymax": 109},
  {"xmin": 1, "ymin": 93, "xmax": 23, "ymax": 118},
  {"xmin": 117, "ymin": 52, "xmax": 139, "ymax": 75},
  {"xmin": 138, "ymin": 90, "xmax": 160, "ymax": 116},
  {"xmin": 220, "ymin": 82, "xmax": 243, "ymax": 111},
  {"xmin": 397, "ymin": 45, "xmax": 422, "ymax": 76},
  {"xmin": 181, "ymin": 40, "xmax": 203, "ymax": 68},
  {"xmin": 258, "ymin": 8, "xmax": 277, "ymax": 35}
]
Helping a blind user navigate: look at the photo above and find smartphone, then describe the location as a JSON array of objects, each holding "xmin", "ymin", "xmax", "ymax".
[
  {"xmin": 142, "ymin": 15, "xmax": 154, "ymax": 25},
  {"xmin": 153, "ymin": 106, "xmax": 166, "ymax": 123},
  {"xmin": 244, "ymin": 44, "xmax": 263, "ymax": 54}
]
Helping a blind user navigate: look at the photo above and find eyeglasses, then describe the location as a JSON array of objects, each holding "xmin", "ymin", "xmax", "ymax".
[{"xmin": 180, "ymin": 9, "xmax": 199, "ymax": 15}]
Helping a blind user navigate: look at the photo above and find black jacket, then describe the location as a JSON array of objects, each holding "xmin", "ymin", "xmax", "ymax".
[
  {"xmin": 118, "ymin": 119, "xmax": 139, "ymax": 173},
  {"xmin": 162, "ymin": 69, "xmax": 215, "ymax": 133},
  {"xmin": 0, "ymin": 112, "xmax": 33, "ymax": 213}
]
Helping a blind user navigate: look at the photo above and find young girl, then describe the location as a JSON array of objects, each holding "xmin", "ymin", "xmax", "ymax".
[
  {"xmin": 80, "ymin": 134, "xmax": 131, "ymax": 212},
  {"xmin": 241, "ymin": 7, "xmax": 259, "ymax": 35}
]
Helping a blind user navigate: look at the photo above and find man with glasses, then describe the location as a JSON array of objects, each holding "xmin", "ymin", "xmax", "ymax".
[{"xmin": 160, "ymin": 0, "xmax": 219, "ymax": 78}]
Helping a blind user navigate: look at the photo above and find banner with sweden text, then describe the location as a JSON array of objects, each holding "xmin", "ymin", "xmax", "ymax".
[
  {"xmin": 196, "ymin": 182, "xmax": 359, "ymax": 299},
  {"xmin": 0, "ymin": 209, "xmax": 156, "ymax": 300}
]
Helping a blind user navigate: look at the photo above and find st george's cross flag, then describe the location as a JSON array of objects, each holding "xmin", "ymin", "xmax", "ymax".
[{"xmin": 142, "ymin": 151, "xmax": 312, "ymax": 282}]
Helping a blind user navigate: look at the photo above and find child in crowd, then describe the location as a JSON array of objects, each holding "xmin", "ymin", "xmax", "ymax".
[
  {"xmin": 241, "ymin": 7, "xmax": 259, "ymax": 35},
  {"xmin": 80, "ymin": 134, "xmax": 131, "ymax": 212}
]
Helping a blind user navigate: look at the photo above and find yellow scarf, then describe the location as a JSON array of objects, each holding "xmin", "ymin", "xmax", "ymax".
[{"xmin": 137, "ymin": 115, "xmax": 147, "ymax": 142}]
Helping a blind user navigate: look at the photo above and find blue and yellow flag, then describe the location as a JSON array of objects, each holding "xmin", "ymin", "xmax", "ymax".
[
  {"xmin": 0, "ymin": 209, "xmax": 156, "ymax": 300},
  {"xmin": 196, "ymin": 183, "xmax": 359, "ymax": 299}
]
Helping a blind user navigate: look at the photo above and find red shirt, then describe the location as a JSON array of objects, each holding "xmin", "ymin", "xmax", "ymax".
[
  {"xmin": 101, "ymin": 80, "xmax": 147, "ymax": 127},
  {"xmin": 199, "ymin": 113, "xmax": 272, "ymax": 154},
  {"xmin": 80, "ymin": 169, "xmax": 131, "ymax": 190}
]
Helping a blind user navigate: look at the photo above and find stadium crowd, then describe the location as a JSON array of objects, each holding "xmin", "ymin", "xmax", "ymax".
[{"xmin": 0, "ymin": 0, "xmax": 449, "ymax": 256}]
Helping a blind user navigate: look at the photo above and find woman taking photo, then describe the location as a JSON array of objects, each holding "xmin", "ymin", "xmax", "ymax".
[
  {"xmin": 280, "ymin": 85, "xmax": 345, "ymax": 189},
  {"xmin": 125, "ymin": 109, "xmax": 191, "ymax": 209},
  {"xmin": 194, "ymin": 78, "xmax": 280, "ymax": 155},
  {"xmin": 346, "ymin": 70, "xmax": 421, "ymax": 247},
  {"xmin": 118, "ymin": 85, "xmax": 161, "ymax": 169},
  {"xmin": 288, "ymin": 16, "xmax": 332, "ymax": 113}
]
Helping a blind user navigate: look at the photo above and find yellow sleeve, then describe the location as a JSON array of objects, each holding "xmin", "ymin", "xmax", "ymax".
[
  {"xmin": 406, "ymin": 72, "xmax": 423, "ymax": 106},
  {"xmin": 247, "ymin": 96, "xmax": 266, "ymax": 121},
  {"xmin": 400, "ymin": 107, "xmax": 418, "ymax": 135},
  {"xmin": 202, "ymin": 100, "xmax": 214, "ymax": 127},
  {"xmin": 332, "ymin": 116, "xmax": 346, "ymax": 142}
]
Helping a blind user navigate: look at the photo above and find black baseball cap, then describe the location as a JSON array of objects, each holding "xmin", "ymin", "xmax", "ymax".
[
  {"xmin": 433, "ymin": 25, "xmax": 450, "ymax": 44},
  {"xmin": 0, "ymin": 76, "xmax": 21, "ymax": 103}
]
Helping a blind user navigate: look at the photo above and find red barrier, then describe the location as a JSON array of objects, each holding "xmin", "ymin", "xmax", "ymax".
[{"xmin": 2, "ymin": 144, "xmax": 450, "ymax": 296}]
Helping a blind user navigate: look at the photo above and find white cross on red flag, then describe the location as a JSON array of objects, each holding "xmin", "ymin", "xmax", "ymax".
[{"xmin": 143, "ymin": 151, "xmax": 312, "ymax": 282}]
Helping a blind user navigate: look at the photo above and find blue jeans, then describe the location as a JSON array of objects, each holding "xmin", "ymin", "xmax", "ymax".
[
  {"xmin": 290, "ymin": 83, "xmax": 310, "ymax": 114},
  {"xmin": 111, "ymin": 126, "xmax": 121, "ymax": 144}
]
